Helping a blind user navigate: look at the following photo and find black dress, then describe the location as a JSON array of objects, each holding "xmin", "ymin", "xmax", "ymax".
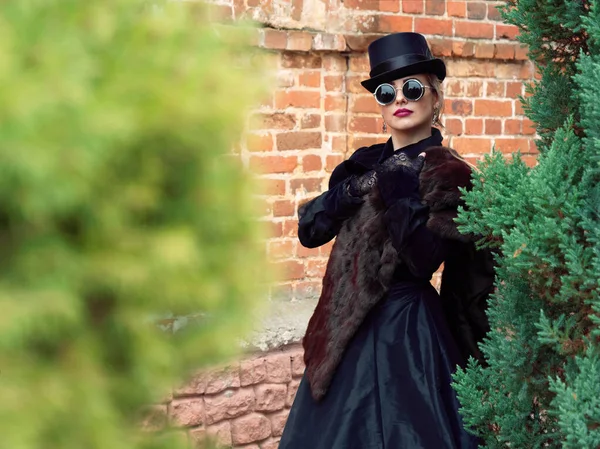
[{"xmin": 279, "ymin": 129, "xmax": 480, "ymax": 449}]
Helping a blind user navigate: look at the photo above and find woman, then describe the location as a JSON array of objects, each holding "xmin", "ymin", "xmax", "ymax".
[{"xmin": 279, "ymin": 33, "xmax": 491, "ymax": 449}]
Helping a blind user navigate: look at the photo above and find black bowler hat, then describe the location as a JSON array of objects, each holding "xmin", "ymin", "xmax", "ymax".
[{"xmin": 361, "ymin": 32, "xmax": 446, "ymax": 93}]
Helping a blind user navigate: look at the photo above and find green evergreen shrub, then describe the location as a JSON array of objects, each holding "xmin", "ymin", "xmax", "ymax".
[{"xmin": 453, "ymin": 1, "xmax": 600, "ymax": 447}]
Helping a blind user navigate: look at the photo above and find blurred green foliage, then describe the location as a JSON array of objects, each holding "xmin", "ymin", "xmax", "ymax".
[{"xmin": 0, "ymin": 1, "xmax": 270, "ymax": 448}]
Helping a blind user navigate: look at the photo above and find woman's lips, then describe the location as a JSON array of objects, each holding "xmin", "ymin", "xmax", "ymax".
[{"xmin": 394, "ymin": 109, "xmax": 413, "ymax": 117}]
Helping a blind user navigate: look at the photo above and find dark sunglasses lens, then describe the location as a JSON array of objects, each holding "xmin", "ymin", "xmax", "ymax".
[
  {"xmin": 375, "ymin": 84, "xmax": 396, "ymax": 105},
  {"xmin": 403, "ymin": 79, "xmax": 425, "ymax": 101}
]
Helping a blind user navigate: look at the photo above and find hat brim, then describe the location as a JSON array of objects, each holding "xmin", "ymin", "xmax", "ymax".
[{"xmin": 361, "ymin": 59, "xmax": 446, "ymax": 93}]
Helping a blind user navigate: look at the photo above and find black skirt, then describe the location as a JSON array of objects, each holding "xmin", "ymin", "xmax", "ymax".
[{"xmin": 279, "ymin": 281, "xmax": 480, "ymax": 449}]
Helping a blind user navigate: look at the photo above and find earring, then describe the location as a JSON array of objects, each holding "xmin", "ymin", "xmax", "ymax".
[{"xmin": 382, "ymin": 121, "xmax": 387, "ymax": 133}]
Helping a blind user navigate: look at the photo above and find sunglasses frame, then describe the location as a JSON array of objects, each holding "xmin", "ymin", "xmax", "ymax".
[{"xmin": 373, "ymin": 78, "xmax": 433, "ymax": 106}]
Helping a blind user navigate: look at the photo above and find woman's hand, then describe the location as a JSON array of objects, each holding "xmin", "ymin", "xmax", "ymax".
[
  {"xmin": 346, "ymin": 170, "xmax": 377, "ymax": 197},
  {"xmin": 375, "ymin": 152, "xmax": 426, "ymax": 206}
]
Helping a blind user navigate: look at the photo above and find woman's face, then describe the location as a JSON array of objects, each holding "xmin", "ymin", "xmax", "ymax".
[{"xmin": 379, "ymin": 73, "xmax": 438, "ymax": 136}]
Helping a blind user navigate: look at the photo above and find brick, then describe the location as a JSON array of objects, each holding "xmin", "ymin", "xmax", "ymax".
[
  {"xmin": 175, "ymin": 371, "xmax": 208, "ymax": 397},
  {"xmin": 300, "ymin": 113, "xmax": 321, "ymax": 129},
  {"xmin": 255, "ymin": 384, "xmax": 287, "ymax": 412},
  {"xmin": 312, "ymin": 33, "xmax": 346, "ymax": 51},
  {"xmin": 246, "ymin": 133, "xmax": 273, "ymax": 152},
  {"xmin": 447, "ymin": 0, "xmax": 466, "ymax": 17},
  {"xmin": 495, "ymin": 43, "xmax": 516, "ymax": 60},
  {"xmin": 448, "ymin": 99, "xmax": 473, "ymax": 116},
  {"xmin": 474, "ymin": 99, "xmax": 512, "ymax": 117},
  {"xmin": 429, "ymin": 38, "xmax": 452, "ymax": 57},
  {"xmin": 488, "ymin": 3, "xmax": 503, "ymax": 21},
  {"xmin": 204, "ymin": 388, "xmax": 256, "ymax": 425},
  {"xmin": 452, "ymin": 40, "xmax": 475, "ymax": 58},
  {"xmin": 516, "ymin": 45, "xmax": 530, "ymax": 60},
  {"xmin": 463, "ymin": 81, "xmax": 481, "ymax": 98},
  {"xmin": 351, "ymin": 136, "xmax": 384, "ymax": 149},
  {"xmin": 380, "ymin": 0, "xmax": 400, "ymax": 12},
  {"xmin": 444, "ymin": 118, "xmax": 463, "ymax": 135},
  {"xmin": 298, "ymin": 71, "xmax": 321, "ymax": 88},
  {"xmin": 452, "ymin": 137, "xmax": 492, "ymax": 154},
  {"xmin": 445, "ymin": 79, "xmax": 464, "ymax": 96},
  {"xmin": 231, "ymin": 414, "xmax": 272, "ymax": 445},
  {"xmin": 467, "ymin": 2, "xmax": 486, "ymax": 20},
  {"xmin": 515, "ymin": 100, "xmax": 525, "ymax": 116},
  {"xmin": 344, "ymin": 0, "xmax": 380, "ymax": 10},
  {"xmin": 281, "ymin": 53, "xmax": 322, "ymax": 69},
  {"xmin": 323, "ymin": 54, "xmax": 346, "ymax": 71},
  {"xmin": 494, "ymin": 138, "xmax": 530, "ymax": 154},
  {"xmin": 378, "ymin": 15, "xmax": 414, "ymax": 33},
  {"xmin": 268, "ymin": 221, "xmax": 283, "ymax": 238},
  {"xmin": 275, "ymin": 90, "xmax": 321, "ymax": 109},
  {"xmin": 346, "ymin": 74, "xmax": 366, "ymax": 93},
  {"xmin": 249, "ymin": 156, "xmax": 298, "ymax": 174},
  {"xmin": 325, "ymin": 94, "xmax": 347, "ymax": 111},
  {"xmin": 290, "ymin": 350, "xmax": 305, "ymax": 376},
  {"xmin": 475, "ymin": 43, "xmax": 495, "ymax": 59},
  {"xmin": 273, "ymin": 259, "xmax": 304, "ymax": 280},
  {"xmin": 286, "ymin": 379, "xmax": 301, "ymax": 406},
  {"xmin": 529, "ymin": 140, "xmax": 539, "ymax": 154},
  {"xmin": 447, "ymin": 59, "xmax": 495, "ymax": 77},
  {"xmin": 282, "ymin": 219, "xmax": 299, "ymax": 238},
  {"xmin": 287, "ymin": 31, "xmax": 312, "ymax": 52},
  {"xmin": 326, "ymin": 154, "xmax": 345, "ymax": 171},
  {"xmin": 486, "ymin": 81, "xmax": 505, "ymax": 97},
  {"xmin": 267, "ymin": 240, "xmax": 294, "ymax": 260},
  {"xmin": 260, "ymin": 179, "xmax": 286, "ymax": 196},
  {"xmin": 272, "ymin": 200, "xmax": 295, "ymax": 217},
  {"xmin": 291, "ymin": 177, "xmax": 323, "ymax": 194},
  {"xmin": 205, "ymin": 421, "xmax": 233, "ymax": 447},
  {"xmin": 402, "ymin": 0, "xmax": 423, "ymax": 13},
  {"xmin": 349, "ymin": 54, "xmax": 370, "ymax": 72},
  {"xmin": 277, "ymin": 71, "xmax": 295, "ymax": 88},
  {"xmin": 263, "ymin": 29, "xmax": 287, "ymax": 50},
  {"xmin": 277, "ymin": 132, "xmax": 322, "ymax": 151},
  {"xmin": 325, "ymin": 75, "xmax": 344, "ymax": 92},
  {"xmin": 455, "ymin": 21, "xmax": 494, "ymax": 39},
  {"xmin": 255, "ymin": 113, "xmax": 296, "ymax": 130},
  {"xmin": 265, "ymin": 353, "xmax": 293, "ymax": 383},
  {"xmin": 349, "ymin": 116, "xmax": 381, "ymax": 134},
  {"xmin": 465, "ymin": 118, "xmax": 483, "ymax": 135},
  {"xmin": 425, "ymin": 0, "xmax": 444, "ymax": 15},
  {"xmin": 261, "ymin": 438, "xmax": 282, "ymax": 449},
  {"xmin": 170, "ymin": 399, "xmax": 205, "ymax": 427},
  {"xmin": 270, "ymin": 410, "xmax": 290, "ymax": 437},
  {"xmin": 302, "ymin": 154, "xmax": 322, "ymax": 172},
  {"xmin": 504, "ymin": 119, "xmax": 522, "ymax": 135},
  {"xmin": 205, "ymin": 367, "xmax": 241, "ymax": 394},
  {"xmin": 522, "ymin": 154, "xmax": 538, "ymax": 167},
  {"xmin": 415, "ymin": 18, "xmax": 453, "ymax": 36},
  {"xmin": 353, "ymin": 95, "xmax": 380, "ymax": 114},
  {"xmin": 523, "ymin": 118, "xmax": 536, "ymax": 135},
  {"xmin": 506, "ymin": 81, "xmax": 524, "ymax": 98},
  {"xmin": 325, "ymin": 114, "xmax": 347, "ymax": 132},
  {"xmin": 296, "ymin": 243, "xmax": 318, "ymax": 258},
  {"xmin": 496, "ymin": 24, "xmax": 519, "ymax": 40},
  {"xmin": 485, "ymin": 119, "xmax": 502, "ymax": 135}
]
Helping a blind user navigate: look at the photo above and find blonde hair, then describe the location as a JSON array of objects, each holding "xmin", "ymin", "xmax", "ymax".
[{"xmin": 425, "ymin": 73, "xmax": 444, "ymax": 128}]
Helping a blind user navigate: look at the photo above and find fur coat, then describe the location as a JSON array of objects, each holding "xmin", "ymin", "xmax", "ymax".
[{"xmin": 302, "ymin": 146, "xmax": 495, "ymax": 401}]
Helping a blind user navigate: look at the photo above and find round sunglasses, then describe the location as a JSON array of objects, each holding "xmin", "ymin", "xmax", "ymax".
[{"xmin": 373, "ymin": 78, "xmax": 433, "ymax": 105}]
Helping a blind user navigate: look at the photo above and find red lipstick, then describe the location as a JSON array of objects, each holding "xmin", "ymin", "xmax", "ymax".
[{"xmin": 394, "ymin": 108, "xmax": 413, "ymax": 117}]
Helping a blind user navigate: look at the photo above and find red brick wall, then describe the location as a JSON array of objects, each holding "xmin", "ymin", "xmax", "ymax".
[
  {"xmin": 221, "ymin": 0, "xmax": 537, "ymax": 299},
  {"xmin": 158, "ymin": 345, "xmax": 305, "ymax": 448}
]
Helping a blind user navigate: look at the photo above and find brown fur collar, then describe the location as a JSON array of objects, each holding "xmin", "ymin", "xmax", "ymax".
[{"xmin": 303, "ymin": 146, "xmax": 474, "ymax": 401}]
